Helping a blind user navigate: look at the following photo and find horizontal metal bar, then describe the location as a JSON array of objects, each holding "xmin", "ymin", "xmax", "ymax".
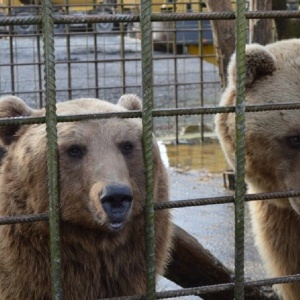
[
  {"xmin": 101, "ymin": 283, "xmax": 236, "ymax": 300},
  {"xmin": 0, "ymin": 103, "xmax": 299, "ymax": 126},
  {"xmin": 100, "ymin": 273, "xmax": 300, "ymax": 300},
  {"xmin": 0, "ymin": 213, "xmax": 48, "ymax": 225},
  {"xmin": 2, "ymin": 189, "xmax": 300, "ymax": 225},
  {"xmin": 1, "ymin": 10, "xmax": 300, "ymax": 26},
  {"xmin": 155, "ymin": 189, "xmax": 300, "ymax": 210}
]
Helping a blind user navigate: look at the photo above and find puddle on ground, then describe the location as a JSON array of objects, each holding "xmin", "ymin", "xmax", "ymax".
[{"xmin": 162, "ymin": 141, "xmax": 229, "ymax": 173}]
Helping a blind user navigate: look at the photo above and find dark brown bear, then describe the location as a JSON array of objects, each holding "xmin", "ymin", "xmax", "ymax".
[
  {"xmin": 0, "ymin": 94, "xmax": 173, "ymax": 299},
  {"xmin": 216, "ymin": 39, "xmax": 300, "ymax": 300}
]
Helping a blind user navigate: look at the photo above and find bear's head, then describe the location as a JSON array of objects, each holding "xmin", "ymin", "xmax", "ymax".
[
  {"xmin": 0, "ymin": 95, "xmax": 167, "ymax": 232},
  {"xmin": 216, "ymin": 39, "xmax": 300, "ymax": 211}
]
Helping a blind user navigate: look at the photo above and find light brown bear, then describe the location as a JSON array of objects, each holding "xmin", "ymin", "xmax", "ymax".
[
  {"xmin": 0, "ymin": 94, "xmax": 173, "ymax": 299},
  {"xmin": 216, "ymin": 39, "xmax": 300, "ymax": 300}
]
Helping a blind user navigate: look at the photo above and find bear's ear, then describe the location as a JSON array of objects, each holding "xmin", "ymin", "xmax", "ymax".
[
  {"xmin": 118, "ymin": 94, "xmax": 142, "ymax": 111},
  {"xmin": 227, "ymin": 44, "xmax": 276, "ymax": 87},
  {"xmin": 0, "ymin": 96, "xmax": 34, "ymax": 146}
]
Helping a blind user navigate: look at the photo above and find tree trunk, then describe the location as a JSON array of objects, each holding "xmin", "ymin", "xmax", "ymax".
[
  {"xmin": 249, "ymin": 0, "xmax": 273, "ymax": 44},
  {"xmin": 204, "ymin": 0, "xmax": 236, "ymax": 88},
  {"xmin": 272, "ymin": 0, "xmax": 288, "ymax": 39},
  {"xmin": 273, "ymin": 0, "xmax": 300, "ymax": 40}
]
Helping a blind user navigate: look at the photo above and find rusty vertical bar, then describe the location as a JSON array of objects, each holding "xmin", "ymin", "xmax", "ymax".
[
  {"xmin": 139, "ymin": 0, "xmax": 156, "ymax": 298},
  {"xmin": 234, "ymin": 0, "xmax": 247, "ymax": 299},
  {"xmin": 41, "ymin": 0, "xmax": 63, "ymax": 298}
]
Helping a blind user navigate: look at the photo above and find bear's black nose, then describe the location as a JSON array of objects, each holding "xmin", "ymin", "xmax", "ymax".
[{"xmin": 100, "ymin": 184, "xmax": 133, "ymax": 230}]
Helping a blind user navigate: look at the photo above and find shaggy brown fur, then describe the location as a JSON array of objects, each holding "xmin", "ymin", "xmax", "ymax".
[
  {"xmin": 0, "ymin": 94, "xmax": 173, "ymax": 299},
  {"xmin": 216, "ymin": 39, "xmax": 300, "ymax": 300}
]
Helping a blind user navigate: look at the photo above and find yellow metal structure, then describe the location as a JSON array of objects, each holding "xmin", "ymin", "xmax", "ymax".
[
  {"xmin": 150, "ymin": 1, "xmax": 240, "ymax": 64},
  {"xmin": 188, "ymin": 44, "xmax": 217, "ymax": 65}
]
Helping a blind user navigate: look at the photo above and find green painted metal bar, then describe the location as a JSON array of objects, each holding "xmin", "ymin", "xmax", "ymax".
[
  {"xmin": 234, "ymin": 0, "xmax": 247, "ymax": 299},
  {"xmin": 1, "ymin": 102, "xmax": 300, "ymax": 127},
  {"xmin": 2, "ymin": 10, "xmax": 300, "ymax": 27},
  {"xmin": 139, "ymin": 0, "xmax": 156, "ymax": 298},
  {"xmin": 41, "ymin": 0, "xmax": 62, "ymax": 299}
]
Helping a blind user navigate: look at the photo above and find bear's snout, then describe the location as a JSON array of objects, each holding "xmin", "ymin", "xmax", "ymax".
[{"xmin": 100, "ymin": 184, "xmax": 133, "ymax": 230}]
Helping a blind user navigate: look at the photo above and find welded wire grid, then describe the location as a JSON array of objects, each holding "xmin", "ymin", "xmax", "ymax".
[
  {"xmin": 0, "ymin": 1, "xmax": 220, "ymax": 142},
  {"xmin": 1, "ymin": 0, "xmax": 300, "ymax": 299}
]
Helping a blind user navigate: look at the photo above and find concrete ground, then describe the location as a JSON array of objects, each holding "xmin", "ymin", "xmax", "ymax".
[
  {"xmin": 0, "ymin": 34, "xmax": 221, "ymax": 123},
  {"xmin": 155, "ymin": 141, "xmax": 267, "ymax": 299},
  {"xmin": 156, "ymin": 169, "xmax": 267, "ymax": 299}
]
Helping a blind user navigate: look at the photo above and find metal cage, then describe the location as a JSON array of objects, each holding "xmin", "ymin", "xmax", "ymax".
[{"xmin": 1, "ymin": 0, "xmax": 300, "ymax": 299}]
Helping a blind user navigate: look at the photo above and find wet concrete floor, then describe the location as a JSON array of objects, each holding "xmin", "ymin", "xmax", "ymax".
[{"xmin": 157, "ymin": 141, "xmax": 267, "ymax": 299}]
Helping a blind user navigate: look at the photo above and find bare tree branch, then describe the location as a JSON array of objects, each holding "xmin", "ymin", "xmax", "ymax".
[{"xmin": 204, "ymin": 0, "xmax": 235, "ymax": 88}]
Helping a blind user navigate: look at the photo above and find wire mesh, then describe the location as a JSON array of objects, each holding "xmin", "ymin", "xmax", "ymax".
[{"xmin": 1, "ymin": 0, "xmax": 300, "ymax": 299}]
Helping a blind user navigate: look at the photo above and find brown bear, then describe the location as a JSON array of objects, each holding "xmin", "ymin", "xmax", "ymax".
[
  {"xmin": 215, "ymin": 39, "xmax": 300, "ymax": 300},
  {"xmin": 0, "ymin": 94, "xmax": 173, "ymax": 299}
]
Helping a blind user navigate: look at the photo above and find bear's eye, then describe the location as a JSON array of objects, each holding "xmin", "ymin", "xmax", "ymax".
[
  {"xmin": 286, "ymin": 136, "xmax": 300, "ymax": 149},
  {"xmin": 66, "ymin": 145, "xmax": 86, "ymax": 158},
  {"xmin": 119, "ymin": 141, "xmax": 134, "ymax": 155}
]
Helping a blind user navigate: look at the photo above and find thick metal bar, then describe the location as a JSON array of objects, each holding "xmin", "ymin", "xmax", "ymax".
[
  {"xmin": 139, "ymin": 0, "xmax": 156, "ymax": 297},
  {"xmin": 3, "ymin": 188, "xmax": 300, "ymax": 225},
  {"xmin": 234, "ymin": 0, "xmax": 247, "ymax": 299},
  {"xmin": 0, "ymin": 214, "xmax": 49, "ymax": 225},
  {"xmin": 155, "ymin": 189, "xmax": 300, "ymax": 209},
  {"xmin": 0, "ymin": 101, "xmax": 297, "ymax": 126},
  {"xmin": 2, "ymin": 10, "xmax": 300, "ymax": 27},
  {"xmin": 100, "ymin": 272, "xmax": 300, "ymax": 300},
  {"xmin": 2, "ymin": 102, "xmax": 300, "ymax": 127},
  {"xmin": 41, "ymin": 0, "xmax": 62, "ymax": 299}
]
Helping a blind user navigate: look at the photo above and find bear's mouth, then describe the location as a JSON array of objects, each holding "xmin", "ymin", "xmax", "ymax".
[
  {"xmin": 100, "ymin": 184, "xmax": 133, "ymax": 231},
  {"xmin": 107, "ymin": 214, "xmax": 128, "ymax": 231},
  {"xmin": 109, "ymin": 220, "xmax": 124, "ymax": 231}
]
